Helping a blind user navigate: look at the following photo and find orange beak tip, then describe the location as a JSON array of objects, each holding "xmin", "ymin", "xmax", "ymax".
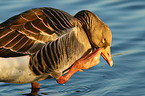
[
  {"xmin": 101, "ymin": 46, "xmax": 113, "ymax": 67},
  {"xmin": 109, "ymin": 61, "xmax": 113, "ymax": 67},
  {"xmin": 107, "ymin": 58, "xmax": 113, "ymax": 67}
]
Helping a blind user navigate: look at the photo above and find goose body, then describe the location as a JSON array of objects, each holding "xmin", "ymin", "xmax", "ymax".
[
  {"xmin": 0, "ymin": 56, "xmax": 39, "ymax": 84},
  {"xmin": 0, "ymin": 7, "xmax": 113, "ymax": 88},
  {"xmin": 0, "ymin": 27, "xmax": 92, "ymax": 84},
  {"xmin": 0, "ymin": 27, "xmax": 91, "ymax": 84}
]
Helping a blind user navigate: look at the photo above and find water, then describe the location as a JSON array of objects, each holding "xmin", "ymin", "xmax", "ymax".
[{"xmin": 0, "ymin": 0, "xmax": 145, "ymax": 95}]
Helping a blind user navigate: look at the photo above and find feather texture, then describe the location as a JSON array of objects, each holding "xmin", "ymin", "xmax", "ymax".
[
  {"xmin": 0, "ymin": 7, "xmax": 75, "ymax": 57},
  {"xmin": 0, "ymin": 7, "xmax": 112, "ymax": 80}
]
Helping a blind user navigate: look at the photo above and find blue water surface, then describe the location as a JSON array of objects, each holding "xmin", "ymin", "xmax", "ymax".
[{"xmin": 0, "ymin": 0, "xmax": 145, "ymax": 96}]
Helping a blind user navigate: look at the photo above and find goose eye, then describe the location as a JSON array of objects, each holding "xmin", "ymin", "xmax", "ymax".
[{"xmin": 102, "ymin": 38, "xmax": 106, "ymax": 43}]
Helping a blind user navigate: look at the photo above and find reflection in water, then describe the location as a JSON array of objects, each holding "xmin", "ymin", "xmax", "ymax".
[{"xmin": 23, "ymin": 88, "xmax": 40, "ymax": 96}]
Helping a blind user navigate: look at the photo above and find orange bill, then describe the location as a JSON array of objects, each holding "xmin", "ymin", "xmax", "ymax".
[{"xmin": 101, "ymin": 46, "xmax": 113, "ymax": 67}]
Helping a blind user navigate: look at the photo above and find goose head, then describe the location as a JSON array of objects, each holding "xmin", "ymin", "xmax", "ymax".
[{"xmin": 75, "ymin": 10, "xmax": 113, "ymax": 67}]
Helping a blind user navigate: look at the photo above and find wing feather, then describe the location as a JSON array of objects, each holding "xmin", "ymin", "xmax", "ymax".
[{"xmin": 0, "ymin": 7, "xmax": 76, "ymax": 57}]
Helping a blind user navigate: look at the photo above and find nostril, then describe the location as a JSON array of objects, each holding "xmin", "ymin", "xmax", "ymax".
[{"xmin": 107, "ymin": 52, "xmax": 110, "ymax": 57}]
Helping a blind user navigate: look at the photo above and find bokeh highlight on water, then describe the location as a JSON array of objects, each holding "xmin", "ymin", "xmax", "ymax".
[{"xmin": 0, "ymin": 0, "xmax": 145, "ymax": 96}]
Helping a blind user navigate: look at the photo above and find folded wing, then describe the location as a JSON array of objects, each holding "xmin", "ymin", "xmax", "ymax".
[{"xmin": 0, "ymin": 7, "xmax": 76, "ymax": 57}]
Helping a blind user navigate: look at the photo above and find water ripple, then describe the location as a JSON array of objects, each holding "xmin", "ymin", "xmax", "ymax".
[{"xmin": 0, "ymin": 0, "xmax": 145, "ymax": 96}]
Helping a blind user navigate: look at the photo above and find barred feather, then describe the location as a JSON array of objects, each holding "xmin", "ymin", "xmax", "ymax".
[
  {"xmin": 0, "ymin": 7, "xmax": 101, "ymax": 79},
  {"xmin": 29, "ymin": 27, "xmax": 92, "ymax": 79},
  {"xmin": 0, "ymin": 7, "xmax": 75, "ymax": 57}
]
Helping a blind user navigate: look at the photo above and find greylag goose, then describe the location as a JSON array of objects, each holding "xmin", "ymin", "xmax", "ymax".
[{"xmin": 0, "ymin": 7, "xmax": 113, "ymax": 89}]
